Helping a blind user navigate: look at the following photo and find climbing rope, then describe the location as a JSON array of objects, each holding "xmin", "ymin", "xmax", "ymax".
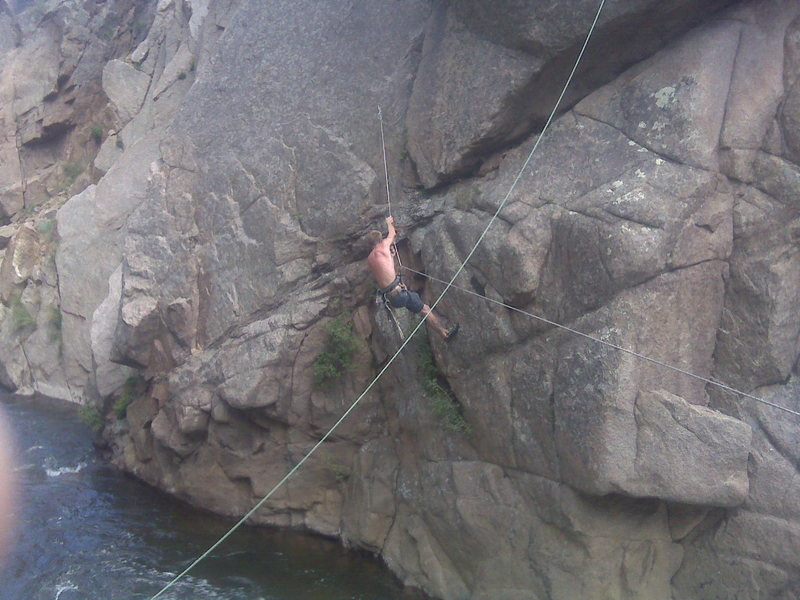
[
  {"xmin": 378, "ymin": 106, "xmax": 393, "ymax": 219},
  {"xmin": 148, "ymin": 2, "xmax": 607, "ymax": 597},
  {"xmin": 400, "ymin": 265, "xmax": 800, "ymax": 418},
  {"xmin": 378, "ymin": 105, "xmax": 409, "ymax": 338},
  {"xmin": 384, "ymin": 302, "xmax": 407, "ymax": 340},
  {"xmin": 378, "ymin": 105, "xmax": 403, "ymax": 268}
]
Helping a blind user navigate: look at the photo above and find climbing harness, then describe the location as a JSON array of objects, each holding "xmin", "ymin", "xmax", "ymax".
[
  {"xmin": 379, "ymin": 275, "xmax": 406, "ymax": 302},
  {"xmin": 145, "ymin": 2, "xmax": 613, "ymax": 597},
  {"xmin": 375, "ymin": 275, "xmax": 408, "ymax": 340}
]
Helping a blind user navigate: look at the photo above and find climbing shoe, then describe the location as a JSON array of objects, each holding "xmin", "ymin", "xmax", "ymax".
[{"xmin": 445, "ymin": 323, "xmax": 460, "ymax": 341}]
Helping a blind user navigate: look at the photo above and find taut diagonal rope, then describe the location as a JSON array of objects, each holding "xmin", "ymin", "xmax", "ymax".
[{"xmin": 400, "ymin": 265, "xmax": 800, "ymax": 418}]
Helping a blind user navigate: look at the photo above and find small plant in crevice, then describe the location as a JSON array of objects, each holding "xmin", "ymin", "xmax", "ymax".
[
  {"xmin": 416, "ymin": 337, "xmax": 471, "ymax": 434},
  {"xmin": 62, "ymin": 161, "xmax": 84, "ymax": 185},
  {"xmin": 114, "ymin": 374, "xmax": 143, "ymax": 418},
  {"xmin": 9, "ymin": 296, "xmax": 36, "ymax": 333},
  {"xmin": 37, "ymin": 219, "xmax": 58, "ymax": 254},
  {"xmin": 46, "ymin": 305, "xmax": 62, "ymax": 345},
  {"xmin": 132, "ymin": 16, "xmax": 149, "ymax": 42},
  {"xmin": 37, "ymin": 219, "xmax": 55, "ymax": 239},
  {"xmin": 90, "ymin": 124, "xmax": 104, "ymax": 144},
  {"xmin": 115, "ymin": 136, "xmax": 125, "ymax": 150},
  {"xmin": 78, "ymin": 404, "xmax": 104, "ymax": 432},
  {"xmin": 312, "ymin": 316, "xmax": 358, "ymax": 389},
  {"xmin": 99, "ymin": 25, "xmax": 117, "ymax": 41},
  {"xmin": 455, "ymin": 184, "xmax": 482, "ymax": 212}
]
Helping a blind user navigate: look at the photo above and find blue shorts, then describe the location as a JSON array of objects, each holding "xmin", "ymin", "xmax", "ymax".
[
  {"xmin": 381, "ymin": 277, "xmax": 425, "ymax": 314},
  {"xmin": 388, "ymin": 288, "xmax": 424, "ymax": 313}
]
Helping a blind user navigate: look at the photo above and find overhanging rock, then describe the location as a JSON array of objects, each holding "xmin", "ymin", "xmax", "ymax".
[
  {"xmin": 628, "ymin": 389, "xmax": 752, "ymax": 506},
  {"xmin": 564, "ymin": 387, "xmax": 752, "ymax": 507}
]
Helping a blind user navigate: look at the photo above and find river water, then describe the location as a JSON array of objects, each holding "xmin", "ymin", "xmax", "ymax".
[{"xmin": 0, "ymin": 395, "xmax": 415, "ymax": 600}]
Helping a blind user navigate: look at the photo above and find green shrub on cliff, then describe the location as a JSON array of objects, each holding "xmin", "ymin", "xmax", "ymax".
[
  {"xmin": 133, "ymin": 18, "xmax": 149, "ymax": 41},
  {"xmin": 47, "ymin": 305, "xmax": 62, "ymax": 344},
  {"xmin": 78, "ymin": 405, "xmax": 104, "ymax": 432},
  {"xmin": 62, "ymin": 162, "xmax": 84, "ymax": 184},
  {"xmin": 455, "ymin": 184, "xmax": 482, "ymax": 212},
  {"xmin": 114, "ymin": 374, "xmax": 143, "ymax": 418},
  {"xmin": 417, "ymin": 338, "xmax": 471, "ymax": 433},
  {"xmin": 9, "ymin": 296, "xmax": 36, "ymax": 333},
  {"xmin": 90, "ymin": 124, "xmax": 104, "ymax": 144},
  {"xmin": 37, "ymin": 219, "xmax": 55, "ymax": 239},
  {"xmin": 313, "ymin": 316, "xmax": 357, "ymax": 389}
]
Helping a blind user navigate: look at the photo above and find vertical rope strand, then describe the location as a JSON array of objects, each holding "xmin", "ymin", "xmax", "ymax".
[{"xmin": 378, "ymin": 105, "xmax": 403, "ymax": 268}]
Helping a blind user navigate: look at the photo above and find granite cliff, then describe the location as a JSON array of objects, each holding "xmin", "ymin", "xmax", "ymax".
[{"xmin": 0, "ymin": 1, "xmax": 799, "ymax": 599}]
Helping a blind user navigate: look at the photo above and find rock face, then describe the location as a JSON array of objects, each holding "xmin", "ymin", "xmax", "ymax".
[
  {"xmin": 1, "ymin": 1, "xmax": 799, "ymax": 599},
  {"xmin": 0, "ymin": 0, "xmax": 158, "ymax": 399},
  {"xmin": 406, "ymin": 0, "xmax": 735, "ymax": 187}
]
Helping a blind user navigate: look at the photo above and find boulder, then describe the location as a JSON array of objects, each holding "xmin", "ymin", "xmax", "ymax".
[
  {"xmin": 383, "ymin": 463, "xmax": 684, "ymax": 600},
  {"xmin": 675, "ymin": 509, "xmax": 800, "ymax": 600},
  {"xmin": 407, "ymin": 0, "xmax": 737, "ymax": 187},
  {"xmin": 548, "ymin": 264, "xmax": 742, "ymax": 503},
  {"xmin": 0, "ymin": 225, "xmax": 15, "ymax": 249},
  {"xmin": 630, "ymin": 389, "xmax": 751, "ymax": 505},
  {"xmin": 90, "ymin": 265, "xmax": 135, "ymax": 398},
  {"xmin": 406, "ymin": 3, "xmax": 541, "ymax": 187},
  {"xmin": 341, "ymin": 438, "xmax": 399, "ymax": 552},
  {"xmin": 575, "ymin": 17, "xmax": 740, "ymax": 171},
  {"xmin": 713, "ymin": 188, "xmax": 800, "ymax": 393},
  {"xmin": 55, "ymin": 136, "xmax": 161, "ymax": 396},
  {"xmin": 0, "ymin": 41, "xmax": 21, "ymax": 219},
  {"xmin": 0, "ymin": 225, "xmax": 40, "ymax": 300},
  {"xmin": 102, "ymin": 59, "xmax": 151, "ymax": 124}
]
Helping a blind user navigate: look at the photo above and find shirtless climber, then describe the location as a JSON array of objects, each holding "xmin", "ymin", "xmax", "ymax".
[{"xmin": 366, "ymin": 216, "xmax": 459, "ymax": 340}]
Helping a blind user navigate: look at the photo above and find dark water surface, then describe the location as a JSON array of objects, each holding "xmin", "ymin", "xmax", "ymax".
[{"xmin": 0, "ymin": 395, "xmax": 413, "ymax": 600}]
